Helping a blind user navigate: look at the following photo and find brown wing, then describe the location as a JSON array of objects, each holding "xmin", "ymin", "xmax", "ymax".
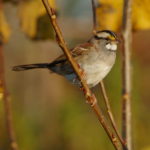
[
  {"xmin": 71, "ymin": 42, "xmax": 94, "ymax": 57},
  {"xmin": 49, "ymin": 41, "xmax": 94, "ymax": 69},
  {"xmin": 48, "ymin": 42, "xmax": 94, "ymax": 75},
  {"xmin": 52, "ymin": 42, "xmax": 94, "ymax": 62}
]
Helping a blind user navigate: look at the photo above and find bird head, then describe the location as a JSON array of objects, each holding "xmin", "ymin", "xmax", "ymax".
[{"xmin": 93, "ymin": 30, "xmax": 120, "ymax": 51}]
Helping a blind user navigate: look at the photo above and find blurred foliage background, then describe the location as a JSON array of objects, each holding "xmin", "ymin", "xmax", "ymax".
[{"xmin": 0, "ymin": 0, "xmax": 150, "ymax": 150}]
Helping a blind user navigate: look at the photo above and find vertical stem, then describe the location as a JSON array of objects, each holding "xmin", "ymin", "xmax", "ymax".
[
  {"xmin": 91, "ymin": 0, "xmax": 97, "ymax": 33},
  {"xmin": 0, "ymin": 0, "xmax": 19, "ymax": 147},
  {"xmin": 122, "ymin": 0, "xmax": 132, "ymax": 150},
  {"xmin": 100, "ymin": 81, "xmax": 127, "ymax": 150},
  {"xmin": 0, "ymin": 44, "xmax": 19, "ymax": 150}
]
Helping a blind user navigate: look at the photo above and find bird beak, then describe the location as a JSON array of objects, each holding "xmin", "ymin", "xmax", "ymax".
[
  {"xmin": 116, "ymin": 38, "xmax": 121, "ymax": 43},
  {"xmin": 115, "ymin": 35, "xmax": 121, "ymax": 43},
  {"xmin": 111, "ymin": 36, "xmax": 121, "ymax": 44}
]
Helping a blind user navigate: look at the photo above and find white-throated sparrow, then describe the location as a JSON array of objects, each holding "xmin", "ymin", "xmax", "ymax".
[{"xmin": 13, "ymin": 30, "xmax": 119, "ymax": 88}]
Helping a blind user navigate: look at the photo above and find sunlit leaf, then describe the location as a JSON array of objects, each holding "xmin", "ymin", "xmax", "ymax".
[
  {"xmin": 0, "ymin": 9, "xmax": 11, "ymax": 43},
  {"xmin": 96, "ymin": 0, "xmax": 123, "ymax": 31},
  {"xmin": 18, "ymin": 0, "xmax": 56, "ymax": 39},
  {"xmin": 142, "ymin": 146, "xmax": 150, "ymax": 150},
  {"xmin": 97, "ymin": 0, "xmax": 150, "ymax": 31},
  {"xmin": 132, "ymin": 0, "xmax": 150, "ymax": 30}
]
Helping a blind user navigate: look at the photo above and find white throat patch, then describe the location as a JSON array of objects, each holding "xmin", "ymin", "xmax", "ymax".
[{"xmin": 106, "ymin": 43, "xmax": 117, "ymax": 51}]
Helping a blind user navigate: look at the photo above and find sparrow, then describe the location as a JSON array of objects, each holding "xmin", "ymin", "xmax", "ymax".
[{"xmin": 12, "ymin": 30, "xmax": 119, "ymax": 88}]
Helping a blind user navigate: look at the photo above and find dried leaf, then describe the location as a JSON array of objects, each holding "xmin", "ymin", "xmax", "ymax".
[
  {"xmin": 0, "ymin": 9, "xmax": 11, "ymax": 43},
  {"xmin": 133, "ymin": 0, "xmax": 150, "ymax": 30},
  {"xmin": 18, "ymin": 0, "xmax": 56, "ymax": 39},
  {"xmin": 96, "ymin": 0, "xmax": 123, "ymax": 31},
  {"xmin": 97, "ymin": 0, "xmax": 150, "ymax": 31}
]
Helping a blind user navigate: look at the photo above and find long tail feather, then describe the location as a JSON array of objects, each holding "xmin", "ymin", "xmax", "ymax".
[{"xmin": 12, "ymin": 63, "xmax": 50, "ymax": 71}]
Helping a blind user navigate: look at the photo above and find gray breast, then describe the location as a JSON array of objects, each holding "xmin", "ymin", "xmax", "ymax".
[{"xmin": 76, "ymin": 48, "xmax": 116, "ymax": 87}]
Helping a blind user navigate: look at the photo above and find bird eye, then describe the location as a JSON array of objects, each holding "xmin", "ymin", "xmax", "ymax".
[{"xmin": 94, "ymin": 35, "xmax": 101, "ymax": 40}]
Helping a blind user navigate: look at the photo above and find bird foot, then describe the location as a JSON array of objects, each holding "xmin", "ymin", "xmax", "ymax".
[
  {"xmin": 87, "ymin": 94, "xmax": 97, "ymax": 107},
  {"xmin": 80, "ymin": 87, "xmax": 97, "ymax": 107}
]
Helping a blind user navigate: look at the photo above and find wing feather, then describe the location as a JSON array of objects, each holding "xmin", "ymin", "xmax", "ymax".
[{"xmin": 49, "ymin": 41, "xmax": 94, "ymax": 75}]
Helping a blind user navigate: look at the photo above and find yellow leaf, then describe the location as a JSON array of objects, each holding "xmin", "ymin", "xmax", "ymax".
[
  {"xmin": 19, "ymin": 0, "xmax": 56, "ymax": 38},
  {"xmin": 142, "ymin": 146, "xmax": 150, "ymax": 150},
  {"xmin": 96, "ymin": 0, "xmax": 123, "ymax": 31},
  {"xmin": 133, "ymin": 0, "xmax": 150, "ymax": 30},
  {"xmin": 97, "ymin": 0, "xmax": 150, "ymax": 31},
  {"xmin": 0, "ymin": 9, "xmax": 11, "ymax": 43}
]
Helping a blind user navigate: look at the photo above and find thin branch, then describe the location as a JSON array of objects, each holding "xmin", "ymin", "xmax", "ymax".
[
  {"xmin": 41, "ymin": 0, "xmax": 122, "ymax": 150},
  {"xmin": 122, "ymin": 0, "xmax": 132, "ymax": 150},
  {"xmin": 91, "ymin": 0, "xmax": 97, "ymax": 33},
  {"xmin": 0, "ymin": 44, "xmax": 19, "ymax": 150},
  {"xmin": 0, "ymin": 0, "xmax": 19, "ymax": 149},
  {"xmin": 100, "ymin": 81, "xmax": 128, "ymax": 150},
  {"xmin": 91, "ymin": 0, "xmax": 128, "ymax": 149}
]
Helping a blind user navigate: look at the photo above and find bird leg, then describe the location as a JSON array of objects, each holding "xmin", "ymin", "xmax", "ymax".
[{"xmin": 88, "ymin": 93, "xmax": 97, "ymax": 107}]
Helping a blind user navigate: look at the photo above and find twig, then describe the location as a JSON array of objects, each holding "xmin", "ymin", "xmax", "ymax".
[
  {"xmin": 100, "ymin": 81, "xmax": 128, "ymax": 150},
  {"xmin": 0, "ymin": 0, "xmax": 19, "ymax": 149},
  {"xmin": 41, "ymin": 0, "xmax": 121, "ymax": 150},
  {"xmin": 91, "ymin": 0, "xmax": 97, "ymax": 33},
  {"xmin": 0, "ymin": 44, "xmax": 19, "ymax": 150},
  {"xmin": 122, "ymin": 0, "xmax": 132, "ymax": 150},
  {"xmin": 91, "ymin": 0, "xmax": 127, "ymax": 149}
]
